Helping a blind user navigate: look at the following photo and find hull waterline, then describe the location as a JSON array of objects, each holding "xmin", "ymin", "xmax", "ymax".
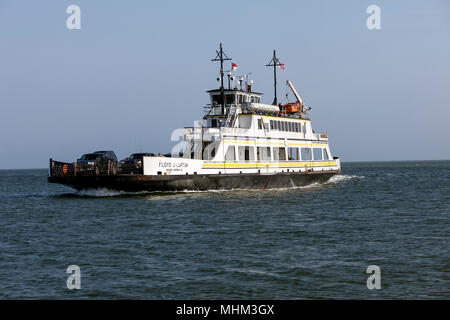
[{"xmin": 48, "ymin": 170, "xmax": 340, "ymax": 192}]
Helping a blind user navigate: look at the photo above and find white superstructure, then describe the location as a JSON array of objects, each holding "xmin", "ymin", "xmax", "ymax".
[{"xmin": 143, "ymin": 51, "xmax": 340, "ymax": 177}]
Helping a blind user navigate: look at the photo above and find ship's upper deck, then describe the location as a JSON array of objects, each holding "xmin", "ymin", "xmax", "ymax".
[
  {"xmin": 205, "ymin": 43, "xmax": 310, "ymax": 124},
  {"xmin": 205, "ymin": 88, "xmax": 262, "ymax": 115}
]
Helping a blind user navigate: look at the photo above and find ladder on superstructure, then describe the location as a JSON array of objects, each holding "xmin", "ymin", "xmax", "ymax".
[{"xmin": 224, "ymin": 105, "xmax": 238, "ymax": 127}]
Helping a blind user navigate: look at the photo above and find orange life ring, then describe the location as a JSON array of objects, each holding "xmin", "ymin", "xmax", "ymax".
[{"xmin": 63, "ymin": 164, "xmax": 68, "ymax": 175}]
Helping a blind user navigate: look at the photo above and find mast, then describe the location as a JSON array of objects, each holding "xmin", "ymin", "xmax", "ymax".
[
  {"xmin": 266, "ymin": 50, "xmax": 283, "ymax": 105},
  {"xmin": 211, "ymin": 43, "xmax": 232, "ymax": 115}
]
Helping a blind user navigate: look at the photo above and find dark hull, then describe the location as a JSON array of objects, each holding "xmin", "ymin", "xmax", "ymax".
[{"xmin": 48, "ymin": 170, "xmax": 340, "ymax": 192}]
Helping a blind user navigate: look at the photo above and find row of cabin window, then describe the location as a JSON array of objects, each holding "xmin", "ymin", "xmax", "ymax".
[
  {"xmin": 225, "ymin": 146, "xmax": 329, "ymax": 161},
  {"xmin": 212, "ymin": 94, "xmax": 260, "ymax": 105},
  {"xmin": 214, "ymin": 117, "xmax": 303, "ymax": 131},
  {"xmin": 257, "ymin": 119, "xmax": 302, "ymax": 132},
  {"xmin": 288, "ymin": 147, "xmax": 329, "ymax": 161},
  {"xmin": 259, "ymin": 119, "xmax": 304, "ymax": 133}
]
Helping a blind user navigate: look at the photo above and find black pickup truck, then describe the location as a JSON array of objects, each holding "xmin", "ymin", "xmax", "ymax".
[
  {"xmin": 76, "ymin": 150, "xmax": 119, "ymax": 175},
  {"xmin": 119, "ymin": 153, "xmax": 155, "ymax": 174}
]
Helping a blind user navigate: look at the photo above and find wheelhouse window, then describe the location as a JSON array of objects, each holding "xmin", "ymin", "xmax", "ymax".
[
  {"xmin": 212, "ymin": 94, "xmax": 236, "ymax": 105},
  {"xmin": 212, "ymin": 94, "xmax": 222, "ymax": 105},
  {"xmin": 250, "ymin": 96, "xmax": 261, "ymax": 103},
  {"xmin": 323, "ymin": 148, "xmax": 330, "ymax": 160},
  {"xmin": 211, "ymin": 119, "xmax": 218, "ymax": 128},
  {"xmin": 225, "ymin": 94, "xmax": 235, "ymax": 104}
]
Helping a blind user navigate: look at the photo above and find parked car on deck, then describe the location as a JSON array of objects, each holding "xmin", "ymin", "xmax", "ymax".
[
  {"xmin": 76, "ymin": 150, "xmax": 119, "ymax": 175},
  {"xmin": 120, "ymin": 153, "xmax": 155, "ymax": 174}
]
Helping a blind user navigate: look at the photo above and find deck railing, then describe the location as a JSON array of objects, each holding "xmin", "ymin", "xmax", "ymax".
[
  {"xmin": 49, "ymin": 159, "xmax": 122, "ymax": 177},
  {"xmin": 49, "ymin": 159, "xmax": 77, "ymax": 176}
]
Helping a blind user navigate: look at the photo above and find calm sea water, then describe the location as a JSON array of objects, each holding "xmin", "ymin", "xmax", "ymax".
[{"xmin": 0, "ymin": 161, "xmax": 448, "ymax": 299}]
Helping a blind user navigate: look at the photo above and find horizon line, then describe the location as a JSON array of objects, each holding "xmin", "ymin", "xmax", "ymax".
[{"xmin": 1, "ymin": 159, "xmax": 450, "ymax": 171}]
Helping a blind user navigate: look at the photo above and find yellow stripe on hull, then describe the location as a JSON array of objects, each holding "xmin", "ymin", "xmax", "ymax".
[{"xmin": 202, "ymin": 161, "xmax": 337, "ymax": 168}]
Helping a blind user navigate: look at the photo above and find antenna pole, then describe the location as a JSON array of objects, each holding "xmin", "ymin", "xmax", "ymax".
[
  {"xmin": 211, "ymin": 43, "xmax": 232, "ymax": 115},
  {"xmin": 219, "ymin": 43, "xmax": 224, "ymax": 113},
  {"xmin": 266, "ymin": 49, "xmax": 283, "ymax": 105},
  {"xmin": 273, "ymin": 50, "xmax": 277, "ymax": 105}
]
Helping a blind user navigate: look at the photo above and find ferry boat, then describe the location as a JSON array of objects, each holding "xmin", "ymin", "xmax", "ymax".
[{"xmin": 48, "ymin": 44, "xmax": 341, "ymax": 191}]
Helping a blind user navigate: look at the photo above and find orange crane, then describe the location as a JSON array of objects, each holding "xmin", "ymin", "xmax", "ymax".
[{"xmin": 284, "ymin": 80, "xmax": 305, "ymax": 115}]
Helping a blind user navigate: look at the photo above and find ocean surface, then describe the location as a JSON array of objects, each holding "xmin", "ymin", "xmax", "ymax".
[{"xmin": 0, "ymin": 161, "xmax": 448, "ymax": 299}]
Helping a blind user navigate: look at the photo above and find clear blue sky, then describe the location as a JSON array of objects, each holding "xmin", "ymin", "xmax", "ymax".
[{"xmin": 1, "ymin": 0, "xmax": 449, "ymax": 169}]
